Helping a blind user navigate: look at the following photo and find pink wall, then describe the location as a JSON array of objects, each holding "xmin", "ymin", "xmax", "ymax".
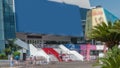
[
  {"xmin": 80, "ymin": 44, "xmax": 96, "ymax": 50},
  {"xmin": 80, "ymin": 44, "xmax": 96, "ymax": 61}
]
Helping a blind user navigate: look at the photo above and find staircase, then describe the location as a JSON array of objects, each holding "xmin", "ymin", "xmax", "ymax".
[
  {"xmin": 59, "ymin": 44, "xmax": 70, "ymax": 54},
  {"xmin": 59, "ymin": 44, "xmax": 84, "ymax": 61},
  {"xmin": 68, "ymin": 54, "xmax": 77, "ymax": 61},
  {"xmin": 14, "ymin": 38, "xmax": 29, "ymax": 50},
  {"xmin": 70, "ymin": 50, "xmax": 84, "ymax": 61},
  {"xmin": 29, "ymin": 44, "xmax": 50, "ymax": 62},
  {"xmin": 42, "ymin": 48, "xmax": 62, "ymax": 62},
  {"xmin": 49, "ymin": 54, "xmax": 58, "ymax": 61}
]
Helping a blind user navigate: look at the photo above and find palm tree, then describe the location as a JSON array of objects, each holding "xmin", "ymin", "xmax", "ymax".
[
  {"xmin": 88, "ymin": 21, "xmax": 120, "ymax": 49},
  {"xmin": 112, "ymin": 20, "xmax": 120, "ymax": 33},
  {"xmin": 94, "ymin": 46, "xmax": 120, "ymax": 68}
]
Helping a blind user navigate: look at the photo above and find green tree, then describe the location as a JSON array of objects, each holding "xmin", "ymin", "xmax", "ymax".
[
  {"xmin": 4, "ymin": 48, "xmax": 11, "ymax": 56},
  {"xmin": 5, "ymin": 39, "xmax": 21, "ymax": 55},
  {"xmin": 88, "ymin": 21, "xmax": 120, "ymax": 48},
  {"xmin": 94, "ymin": 46, "xmax": 120, "ymax": 68},
  {"xmin": 111, "ymin": 20, "xmax": 120, "ymax": 33}
]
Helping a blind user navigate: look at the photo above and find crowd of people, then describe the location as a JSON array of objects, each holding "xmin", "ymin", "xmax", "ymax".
[{"xmin": 9, "ymin": 55, "xmax": 49, "ymax": 67}]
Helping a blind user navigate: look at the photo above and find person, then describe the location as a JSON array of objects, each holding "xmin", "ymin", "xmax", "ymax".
[
  {"xmin": 30, "ymin": 55, "xmax": 33, "ymax": 64},
  {"xmin": 59, "ymin": 51, "xmax": 63, "ymax": 61},
  {"xmin": 15, "ymin": 55, "xmax": 19, "ymax": 60},
  {"xmin": 33, "ymin": 56, "xmax": 36, "ymax": 64},
  {"xmin": 15, "ymin": 55, "xmax": 19, "ymax": 65},
  {"xmin": 10, "ymin": 56, "xmax": 14, "ymax": 67},
  {"xmin": 59, "ymin": 54, "xmax": 62, "ymax": 61}
]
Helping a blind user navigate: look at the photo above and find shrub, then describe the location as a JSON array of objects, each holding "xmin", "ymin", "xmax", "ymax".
[
  {"xmin": 13, "ymin": 51, "xmax": 20, "ymax": 57},
  {"xmin": 0, "ymin": 53, "xmax": 7, "ymax": 59}
]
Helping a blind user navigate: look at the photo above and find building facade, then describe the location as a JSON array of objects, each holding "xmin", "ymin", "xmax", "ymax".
[
  {"xmin": 15, "ymin": 0, "xmax": 88, "ymax": 37},
  {"xmin": 85, "ymin": 7, "xmax": 119, "ymax": 44},
  {"xmin": 14, "ymin": 0, "xmax": 89, "ymax": 44},
  {"xmin": 0, "ymin": 0, "xmax": 16, "ymax": 52},
  {"xmin": 0, "ymin": 0, "xmax": 89, "ymax": 52},
  {"xmin": 16, "ymin": 32, "xmax": 84, "ymax": 47}
]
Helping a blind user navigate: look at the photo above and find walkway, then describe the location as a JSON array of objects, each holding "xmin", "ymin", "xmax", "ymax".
[{"xmin": 0, "ymin": 61, "xmax": 100, "ymax": 68}]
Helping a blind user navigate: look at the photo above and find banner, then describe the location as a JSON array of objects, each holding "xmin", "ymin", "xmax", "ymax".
[
  {"xmin": 92, "ymin": 8, "xmax": 107, "ymax": 26},
  {"xmin": 85, "ymin": 7, "xmax": 107, "ymax": 40}
]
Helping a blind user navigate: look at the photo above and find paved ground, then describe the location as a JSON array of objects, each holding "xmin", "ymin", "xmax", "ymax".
[
  {"xmin": 39, "ymin": 61, "xmax": 100, "ymax": 68},
  {"xmin": 0, "ymin": 61, "xmax": 100, "ymax": 68}
]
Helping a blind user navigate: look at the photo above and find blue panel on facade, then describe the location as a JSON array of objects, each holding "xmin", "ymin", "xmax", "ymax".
[
  {"xmin": 15, "ymin": 0, "xmax": 84, "ymax": 36},
  {"xmin": 80, "ymin": 8, "xmax": 89, "ymax": 20},
  {"xmin": 104, "ymin": 9, "xmax": 119, "ymax": 22},
  {"xmin": 64, "ymin": 44, "xmax": 80, "ymax": 51}
]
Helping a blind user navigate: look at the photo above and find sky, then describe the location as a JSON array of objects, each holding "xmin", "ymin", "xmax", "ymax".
[
  {"xmin": 90, "ymin": 0, "xmax": 120, "ymax": 18},
  {"xmin": 49, "ymin": 0, "xmax": 91, "ymax": 8},
  {"xmin": 48, "ymin": 0, "xmax": 120, "ymax": 18}
]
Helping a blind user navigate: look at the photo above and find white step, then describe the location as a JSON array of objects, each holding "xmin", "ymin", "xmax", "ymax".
[
  {"xmin": 59, "ymin": 44, "xmax": 84, "ymax": 61},
  {"xmin": 29, "ymin": 44, "xmax": 50, "ymax": 62},
  {"xmin": 49, "ymin": 54, "xmax": 58, "ymax": 62}
]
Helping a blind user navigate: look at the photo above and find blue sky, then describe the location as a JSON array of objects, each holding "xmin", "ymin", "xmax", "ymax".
[{"xmin": 90, "ymin": 0, "xmax": 120, "ymax": 18}]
